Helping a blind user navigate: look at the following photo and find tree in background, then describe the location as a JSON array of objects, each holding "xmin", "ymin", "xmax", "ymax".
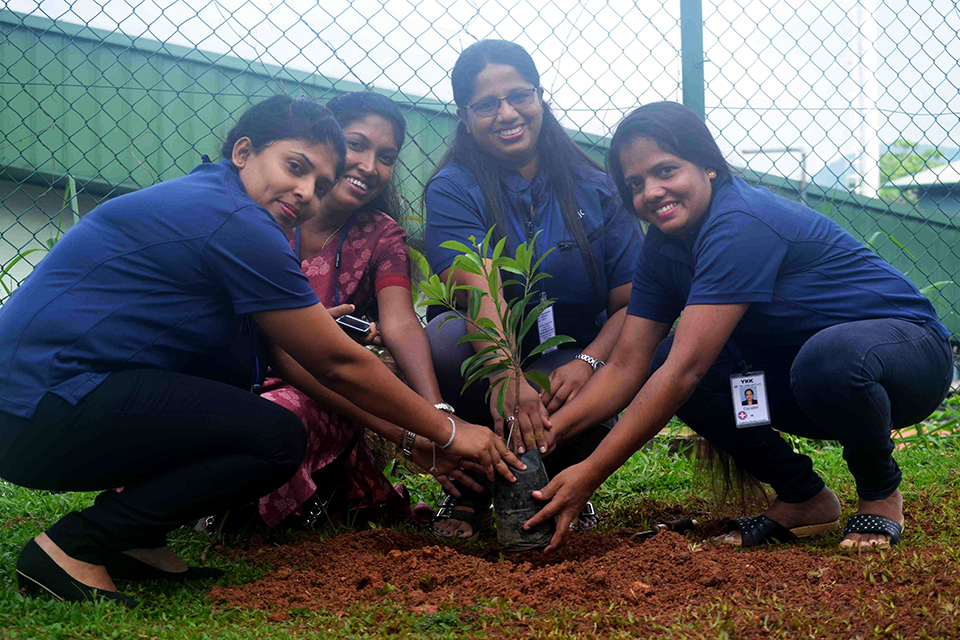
[{"xmin": 878, "ymin": 138, "xmax": 947, "ymax": 203}]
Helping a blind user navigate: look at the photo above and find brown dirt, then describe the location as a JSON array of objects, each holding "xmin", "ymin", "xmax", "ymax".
[{"xmin": 208, "ymin": 524, "xmax": 960, "ymax": 638}]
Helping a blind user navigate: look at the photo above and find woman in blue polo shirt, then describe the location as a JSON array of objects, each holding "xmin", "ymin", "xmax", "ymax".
[
  {"xmin": 424, "ymin": 40, "xmax": 641, "ymax": 538},
  {"xmin": 525, "ymin": 101, "xmax": 953, "ymax": 551},
  {"xmin": 0, "ymin": 95, "xmax": 520, "ymax": 606}
]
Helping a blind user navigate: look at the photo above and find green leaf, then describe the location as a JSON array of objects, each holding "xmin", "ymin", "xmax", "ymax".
[
  {"xmin": 515, "ymin": 242, "xmax": 528, "ymax": 272},
  {"xmin": 522, "ymin": 369, "xmax": 552, "ymax": 393},
  {"xmin": 508, "ymin": 293, "xmax": 536, "ymax": 334},
  {"xmin": 440, "ymin": 240, "xmax": 474, "ymax": 254},
  {"xmin": 527, "ymin": 272, "xmax": 552, "ymax": 288},
  {"xmin": 408, "ymin": 246, "xmax": 432, "ymax": 280},
  {"xmin": 525, "ymin": 335, "xmax": 576, "ymax": 360},
  {"xmin": 530, "ymin": 246, "xmax": 555, "ymax": 276},
  {"xmin": 462, "ymin": 349, "xmax": 501, "ymax": 377},
  {"xmin": 462, "ymin": 362, "xmax": 510, "ymax": 392},
  {"xmin": 481, "ymin": 226, "xmax": 496, "ymax": 257},
  {"xmin": 468, "ymin": 288, "xmax": 482, "ymax": 320},
  {"xmin": 456, "ymin": 332, "xmax": 496, "ymax": 345},
  {"xmin": 475, "ymin": 317, "xmax": 498, "ymax": 330},
  {"xmin": 484, "ymin": 374, "xmax": 509, "ymax": 402},
  {"xmin": 496, "ymin": 379, "xmax": 509, "ymax": 419},
  {"xmin": 1, "ymin": 248, "xmax": 46, "ymax": 294},
  {"xmin": 491, "ymin": 236, "xmax": 507, "ymax": 262},
  {"xmin": 518, "ymin": 299, "xmax": 554, "ymax": 342},
  {"xmin": 451, "ymin": 254, "xmax": 483, "ymax": 276},
  {"xmin": 486, "ymin": 263, "xmax": 499, "ymax": 300}
]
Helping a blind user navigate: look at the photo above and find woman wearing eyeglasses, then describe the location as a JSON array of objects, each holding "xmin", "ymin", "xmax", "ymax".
[{"xmin": 423, "ymin": 39, "xmax": 642, "ymax": 538}]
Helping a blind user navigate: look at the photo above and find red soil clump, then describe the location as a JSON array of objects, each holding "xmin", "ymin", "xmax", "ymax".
[{"xmin": 208, "ymin": 527, "xmax": 960, "ymax": 637}]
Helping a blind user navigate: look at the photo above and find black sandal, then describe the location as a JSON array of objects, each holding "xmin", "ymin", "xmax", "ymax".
[
  {"xmin": 431, "ymin": 493, "xmax": 492, "ymax": 539},
  {"xmin": 724, "ymin": 514, "xmax": 840, "ymax": 547},
  {"xmin": 570, "ymin": 501, "xmax": 601, "ymax": 531},
  {"xmin": 103, "ymin": 552, "xmax": 224, "ymax": 583},
  {"xmin": 840, "ymin": 514, "xmax": 904, "ymax": 550}
]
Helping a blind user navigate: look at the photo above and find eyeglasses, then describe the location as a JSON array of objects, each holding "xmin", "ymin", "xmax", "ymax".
[{"xmin": 466, "ymin": 87, "xmax": 539, "ymax": 118}]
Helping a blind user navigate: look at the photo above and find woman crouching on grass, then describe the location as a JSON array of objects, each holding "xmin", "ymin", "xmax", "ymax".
[
  {"xmin": 257, "ymin": 91, "xmax": 475, "ymax": 527},
  {"xmin": 525, "ymin": 101, "xmax": 953, "ymax": 552},
  {"xmin": 0, "ymin": 94, "xmax": 521, "ymax": 607}
]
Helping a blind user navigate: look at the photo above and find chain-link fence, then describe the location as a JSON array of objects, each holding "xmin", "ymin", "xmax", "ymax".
[{"xmin": 1, "ymin": 0, "xmax": 958, "ymax": 339}]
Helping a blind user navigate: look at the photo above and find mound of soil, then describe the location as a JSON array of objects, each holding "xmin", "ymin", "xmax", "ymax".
[{"xmin": 208, "ymin": 526, "xmax": 960, "ymax": 637}]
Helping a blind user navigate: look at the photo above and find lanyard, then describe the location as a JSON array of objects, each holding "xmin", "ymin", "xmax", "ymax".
[
  {"xmin": 248, "ymin": 316, "xmax": 261, "ymax": 393},
  {"xmin": 507, "ymin": 200, "xmax": 552, "ymax": 300},
  {"xmin": 295, "ymin": 213, "xmax": 356, "ymax": 307}
]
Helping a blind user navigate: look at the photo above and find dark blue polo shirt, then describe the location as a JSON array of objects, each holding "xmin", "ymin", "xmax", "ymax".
[
  {"xmin": 425, "ymin": 162, "xmax": 641, "ymax": 347},
  {"xmin": 0, "ymin": 159, "xmax": 319, "ymax": 419},
  {"xmin": 627, "ymin": 176, "xmax": 949, "ymax": 346}
]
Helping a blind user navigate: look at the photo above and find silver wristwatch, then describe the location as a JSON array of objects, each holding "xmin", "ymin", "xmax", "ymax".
[
  {"xmin": 401, "ymin": 430, "xmax": 416, "ymax": 461},
  {"xmin": 574, "ymin": 353, "xmax": 605, "ymax": 371},
  {"xmin": 434, "ymin": 402, "xmax": 456, "ymax": 414}
]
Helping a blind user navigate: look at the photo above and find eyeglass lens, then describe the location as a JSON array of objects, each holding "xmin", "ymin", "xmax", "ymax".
[{"xmin": 472, "ymin": 89, "xmax": 536, "ymax": 116}]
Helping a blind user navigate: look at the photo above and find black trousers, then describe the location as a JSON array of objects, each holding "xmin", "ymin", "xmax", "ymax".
[
  {"xmin": 0, "ymin": 368, "xmax": 306, "ymax": 563},
  {"xmin": 651, "ymin": 319, "xmax": 953, "ymax": 503}
]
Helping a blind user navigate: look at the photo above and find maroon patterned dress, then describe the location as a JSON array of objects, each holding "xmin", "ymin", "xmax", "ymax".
[{"xmin": 258, "ymin": 210, "xmax": 413, "ymax": 527}]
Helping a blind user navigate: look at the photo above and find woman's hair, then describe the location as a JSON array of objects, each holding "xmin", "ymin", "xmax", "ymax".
[
  {"xmin": 427, "ymin": 39, "xmax": 602, "ymax": 298},
  {"xmin": 221, "ymin": 95, "xmax": 346, "ymax": 177},
  {"xmin": 325, "ymin": 91, "xmax": 408, "ymax": 221},
  {"xmin": 607, "ymin": 101, "xmax": 731, "ymax": 217}
]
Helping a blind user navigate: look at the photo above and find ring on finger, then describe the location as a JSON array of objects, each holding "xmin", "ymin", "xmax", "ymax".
[{"xmin": 505, "ymin": 416, "xmax": 516, "ymax": 423}]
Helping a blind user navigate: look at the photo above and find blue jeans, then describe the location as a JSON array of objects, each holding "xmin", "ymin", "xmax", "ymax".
[{"xmin": 650, "ymin": 319, "xmax": 953, "ymax": 503}]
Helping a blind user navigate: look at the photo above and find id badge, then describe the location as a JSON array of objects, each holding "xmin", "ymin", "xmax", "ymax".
[
  {"xmin": 730, "ymin": 371, "xmax": 771, "ymax": 428},
  {"xmin": 537, "ymin": 305, "xmax": 558, "ymax": 354}
]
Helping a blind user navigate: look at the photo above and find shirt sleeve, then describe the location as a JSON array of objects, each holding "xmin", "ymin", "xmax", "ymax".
[
  {"xmin": 626, "ymin": 248, "xmax": 682, "ymax": 323},
  {"xmin": 424, "ymin": 174, "xmax": 490, "ymax": 275},
  {"xmin": 600, "ymin": 186, "xmax": 643, "ymax": 289},
  {"xmin": 687, "ymin": 211, "xmax": 788, "ymax": 305},
  {"xmin": 371, "ymin": 218, "xmax": 412, "ymax": 292},
  {"xmin": 202, "ymin": 205, "xmax": 319, "ymax": 315}
]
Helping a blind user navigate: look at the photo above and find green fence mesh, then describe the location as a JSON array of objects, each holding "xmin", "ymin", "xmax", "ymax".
[{"xmin": 1, "ymin": 1, "xmax": 958, "ymax": 342}]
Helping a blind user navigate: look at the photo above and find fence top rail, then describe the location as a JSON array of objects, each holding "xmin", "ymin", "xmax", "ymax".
[{"xmin": 2, "ymin": 7, "xmax": 952, "ymax": 230}]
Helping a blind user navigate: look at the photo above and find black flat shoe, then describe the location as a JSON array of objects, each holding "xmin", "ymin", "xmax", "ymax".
[
  {"xmin": 103, "ymin": 552, "xmax": 224, "ymax": 583},
  {"xmin": 16, "ymin": 539, "xmax": 140, "ymax": 608}
]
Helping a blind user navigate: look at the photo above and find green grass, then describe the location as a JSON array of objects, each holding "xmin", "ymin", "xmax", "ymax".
[{"xmin": 2, "ymin": 430, "xmax": 960, "ymax": 638}]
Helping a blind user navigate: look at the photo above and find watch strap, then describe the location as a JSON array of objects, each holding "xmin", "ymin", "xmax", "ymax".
[
  {"xmin": 434, "ymin": 402, "xmax": 456, "ymax": 414},
  {"xmin": 401, "ymin": 430, "xmax": 416, "ymax": 461},
  {"xmin": 574, "ymin": 353, "xmax": 605, "ymax": 371}
]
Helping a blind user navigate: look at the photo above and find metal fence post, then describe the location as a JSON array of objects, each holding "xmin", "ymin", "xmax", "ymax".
[{"xmin": 680, "ymin": 0, "xmax": 705, "ymax": 121}]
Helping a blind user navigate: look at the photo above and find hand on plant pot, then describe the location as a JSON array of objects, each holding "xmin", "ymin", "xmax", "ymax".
[
  {"xmin": 524, "ymin": 461, "xmax": 602, "ymax": 552},
  {"xmin": 410, "ymin": 436, "xmax": 485, "ymax": 497},
  {"xmin": 447, "ymin": 417, "xmax": 526, "ymax": 482},
  {"xmin": 538, "ymin": 422, "xmax": 563, "ymax": 457},
  {"xmin": 490, "ymin": 372, "xmax": 552, "ymax": 455},
  {"xmin": 540, "ymin": 358, "xmax": 593, "ymax": 413}
]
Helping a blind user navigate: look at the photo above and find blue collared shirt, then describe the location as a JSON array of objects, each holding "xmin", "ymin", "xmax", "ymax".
[
  {"xmin": 0, "ymin": 159, "xmax": 318, "ymax": 419},
  {"xmin": 627, "ymin": 176, "xmax": 949, "ymax": 345},
  {"xmin": 425, "ymin": 162, "xmax": 641, "ymax": 347}
]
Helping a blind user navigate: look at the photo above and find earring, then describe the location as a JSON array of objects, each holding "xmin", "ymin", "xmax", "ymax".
[{"xmin": 707, "ymin": 170, "xmax": 716, "ymax": 179}]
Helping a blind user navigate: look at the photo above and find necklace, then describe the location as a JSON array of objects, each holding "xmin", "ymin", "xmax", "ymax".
[{"xmin": 319, "ymin": 220, "xmax": 347, "ymax": 251}]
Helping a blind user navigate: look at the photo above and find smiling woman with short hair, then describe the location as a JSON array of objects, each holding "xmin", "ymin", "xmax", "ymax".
[{"xmin": 0, "ymin": 94, "xmax": 521, "ymax": 607}]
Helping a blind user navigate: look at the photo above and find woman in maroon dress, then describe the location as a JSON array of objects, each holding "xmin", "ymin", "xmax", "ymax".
[{"xmin": 258, "ymin": 92, "xmax": 465, "ymax": 526}]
